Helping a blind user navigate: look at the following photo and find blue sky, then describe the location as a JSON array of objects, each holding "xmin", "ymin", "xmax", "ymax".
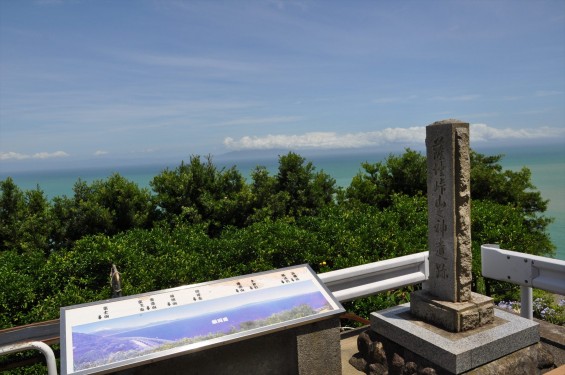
[{"xmin": 1, "ymin": 0, "xmax": 564, "ymax": 170}]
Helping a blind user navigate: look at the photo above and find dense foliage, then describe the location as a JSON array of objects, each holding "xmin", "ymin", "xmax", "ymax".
[{"xmin": 0, "ymin": 150, "xmax": 556, "ymax": 332}]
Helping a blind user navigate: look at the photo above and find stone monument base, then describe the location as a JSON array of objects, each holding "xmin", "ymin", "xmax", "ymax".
[
  {"xmin": 350, "ymin": 330, "xmax": 554, "ymax": 374},
  {"xmin": 410, "ymin": 290, "xmax": 494, "ymax": 332},
  {"xmin": 370, "ymin": 303, "xmax": 539, "ymax": 374}
]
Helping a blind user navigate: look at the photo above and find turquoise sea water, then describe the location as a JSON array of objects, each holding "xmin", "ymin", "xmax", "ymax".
[{"xmin": 2, "ymin": 144, "xmax": 564, "ymax": 260}]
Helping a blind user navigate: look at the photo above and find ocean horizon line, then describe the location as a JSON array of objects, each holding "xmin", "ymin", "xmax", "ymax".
[
  {"xmin": 2, "ymin": 143, "xmax": 563, "ymax": 260},
  {"xmin": 2, "ymin": 140, "xmax": 564, "ymax": 176}
]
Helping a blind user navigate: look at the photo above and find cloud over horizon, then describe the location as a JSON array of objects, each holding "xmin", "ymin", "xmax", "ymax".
[
  {"xmin": 224, "ymin": 124, "xmax": 565, "ymax": 151},
  {"xmin": 0, "ymin": 151, "xmax": 69, "ymax": 161}
]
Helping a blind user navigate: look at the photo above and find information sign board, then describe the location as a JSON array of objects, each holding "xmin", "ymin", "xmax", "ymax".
[{"xmin": 60, "ymin": 264, "xmax": 344, "ymax": 374}]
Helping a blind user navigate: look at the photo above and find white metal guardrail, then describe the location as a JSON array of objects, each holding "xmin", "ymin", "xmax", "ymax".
[
  {"xmin": 0, "ymin": 341, "xmax": 57, "ymax": 375},
  {"xmin": 0, "ymin": 252, "xmax": 429, "ymax": 345},
  {"xmin": 481, "ymin": 244, "xmax": 565, "ymax": 319},
  {"xmin": 4, "ymin": 247, "xmax": 564, "ymax": 373},
  {"xmin": 318, "ymin": 251, "xmax": 429, "ymax": 302},
  {"xmin": 0, "ymin": 252, "xmax": 429, "ymax": 374}
]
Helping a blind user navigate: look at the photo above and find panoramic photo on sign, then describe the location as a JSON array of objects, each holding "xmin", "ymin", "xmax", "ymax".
[{"xmin": 60, "ymin": 265, "xmax": 343, "ymax": 375}]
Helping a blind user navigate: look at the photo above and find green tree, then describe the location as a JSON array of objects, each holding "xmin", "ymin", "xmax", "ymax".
[
  {"xmin": 50, "ymin": 175, "xmax": 152, "ymax": 249},
  {"xmin": 199, "ymin": 166, "xmax": 254, "ymax": 235},
  {"xmin": 0, "ymin": 250, "xmax": 43, "ymax": 327},
  {"xmin": 1, "ymin": 179, "xmax": 54, "ymax": 255},
  {"xmin": 0, "ymin": 178, "xmax": 26, "ymax": 252},
  {"xmin": 470, "ymin": 151, "xmax": 548, "ymax": 214},
  {"xmin": 20, "ymin": 188, "xmax": 53, "ymax": 255},
  {"xmin": 276, "ymin": 152, "xmax": 336, "ymax": 216},
  {"xmin": 216, "ymin": 219, "xmax": 325, "ymax": 276},
  {"xmin": 248, "ymin": 152, "xmax": 336, "ymax": 222},
  {"xmin": 50, "ymin": 180, "xmax": 113, "ymax": 249},
  {"xmin": 151, "ymin": 155, "xmax": 219, "ymax": 220},
  {"xmin": 345, "ymin": 148, "xmax": 426, "ymax": 208},
  {"xmin": 248, "ymin": 166, "xmax": 288, "ymax": 223},
  {"xmin": 299, "ymin": 194, "xmax": 428, "ymax": 271},
  {"xmin": 151, "ymin": 155, "xmax": 252, "ymax": 233},
  {"xmin": 345, "ymin": 149, "xmax": 551, "ymax": 230},
  {"xmin": 0, "ymin": 148, "xmax": 557, "ymax": 333},
  {"xmin": 90, "ymin": 173, "xmax": 153, "ymax": 232}
]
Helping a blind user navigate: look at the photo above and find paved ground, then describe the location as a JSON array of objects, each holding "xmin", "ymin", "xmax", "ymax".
[
  {"xmin": 340, "ymin": 327, "xmax": 365, "ymax": 375},
  {"xmin": 538, "ymin": 316, "xmax": 565, "ymax": 370}
]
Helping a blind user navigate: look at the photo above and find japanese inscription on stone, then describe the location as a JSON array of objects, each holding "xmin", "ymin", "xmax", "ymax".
[{"xmin": 426, "ymin": 120, "xmax": 472, "ymax": 303}]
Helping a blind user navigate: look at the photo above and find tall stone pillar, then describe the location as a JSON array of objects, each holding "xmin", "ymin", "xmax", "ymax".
[
  {"xmin": 369, "ymin": 120, "xmax": 539, "ymax": 374},
  {"xmin": 410, "ymin": 119, "xmax": 493, "ymax": 332},
  {"xmin": 426, "ymin": 120, "xmax": 472, "ymax": 303}
]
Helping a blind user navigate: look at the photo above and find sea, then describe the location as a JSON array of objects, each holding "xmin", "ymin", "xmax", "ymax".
[{"xmin": 2, "ymin": 143, "xmax": 564, "ymax": 260}]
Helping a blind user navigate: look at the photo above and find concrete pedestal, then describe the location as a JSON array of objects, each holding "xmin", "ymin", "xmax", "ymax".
[
  {"xmin": 115, "ymin": 317, "xmax": 341, "ymax": 375},
  {"xmin": 371, "ymin": 303, "xmax": 539, "ymax": 374}
]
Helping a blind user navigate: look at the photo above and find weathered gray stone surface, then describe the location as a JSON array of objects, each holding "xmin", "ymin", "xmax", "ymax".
[
  {"xmin": 425, "ymin": 119, "xmax": 472, "ymax": 303},
  {"xmin": 411, "ymin": 119, "xmax": 493, "ymax": 333},
  {"xmin": 410, "ymin": 291, "xmax": 493, "ymax": 332},
  {"xmin": 351, "ymin": 326, "xmax": 554, "ymax": 374},
  {"xmin": 371, "ymin": 303, "xmax": 540, "ymax": 374},
  {"xmin": 464, "ymin": 343, "xmax": 554, "ymax": 374},
  {"xmin": 296, "ymin": 318, "xmax": 342, "ymax": 375}
]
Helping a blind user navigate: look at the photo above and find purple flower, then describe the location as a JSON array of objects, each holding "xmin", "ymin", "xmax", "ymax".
[{"xmin": 497, "ymin": 300, "xmax": 519, "ymax": 311}]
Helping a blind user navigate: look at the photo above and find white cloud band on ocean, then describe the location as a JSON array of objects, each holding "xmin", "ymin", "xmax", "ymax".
[
  {"xmin": 0, "ymin": 151, "xmax": 69, "ymax": 160},
  {"xmin": 224, "ymin": 127, "xmax": 426, "ymax": 150},
  {"xmin": 471, "ymin": 124, "xmax": 565, "ymax": 141},
  {"xmin": 224, "ymin": 124, "xmax": 565, "ymax": 150}
]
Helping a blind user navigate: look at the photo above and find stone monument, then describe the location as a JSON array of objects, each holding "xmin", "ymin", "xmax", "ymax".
[
  {"xmin": 410, "ymin": 119, "xmax": 493, "ymax": 332},
  {"xmin": 364, "ymin": 120, "xmax": 540, "ymax": 374}
]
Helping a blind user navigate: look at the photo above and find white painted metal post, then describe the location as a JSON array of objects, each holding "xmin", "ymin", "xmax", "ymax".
[
  {"xmin": 0, "ymin": 341, "xmax": 57, "ymax": 375},
  {"xmin": 520, "ymin": 286, "xmax": 533, "ymax": 320},
  {"xmin": 482, "ymin": 244, "xmax": 565, "ymax": 320}
]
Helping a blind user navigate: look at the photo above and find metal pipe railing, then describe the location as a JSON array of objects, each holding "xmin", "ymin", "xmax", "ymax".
[
  {"xmin": 318, "ymin": 251, "xmax": 429, "ymax": 302},
  {"xmin": 3, "ymin": 246, "xmax": 564, "ymax": 373},
  {"xmin": 0, "ymin": 341, "xmax": 57, "ymax": 375},
  {"xmin": 481, "ymin": 244, "xmax": 565, "ymax": 319}
]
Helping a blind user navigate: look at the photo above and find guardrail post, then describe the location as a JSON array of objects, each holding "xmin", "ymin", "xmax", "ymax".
[
  {"xmin": 482, "ymin": 243, "xmax": 565, "ymax": 320},
  {"xmin": 0, "ymin": 341, "xmax": 57, "ymax": 375},
  {"xmin": 520, "ymin": 285, "xmax": 533, "ymax": 320}
]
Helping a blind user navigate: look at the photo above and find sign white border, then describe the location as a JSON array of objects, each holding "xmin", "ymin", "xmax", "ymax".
[{"xmin": 60, "ymin": 264, "xmax": 344, "ymax": 374}]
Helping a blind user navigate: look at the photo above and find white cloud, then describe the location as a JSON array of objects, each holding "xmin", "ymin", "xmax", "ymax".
[
  {"xmin": 224, "ymin": 127, "xmax": 426, "ymax": 150},
  {"xmin": 94, "ymin": 150, "xmax": 109, "ymax": 156},
  {"xmin": 0, "ymin": 151, "xmax": 69, "ymax": 160},
  {"xmin": 224, "ymin": 124, "xmax": 565, "ymax": 150},
  {"xmin": 470, "ymin": 124, "xmax": 565, "ymax": 141}
]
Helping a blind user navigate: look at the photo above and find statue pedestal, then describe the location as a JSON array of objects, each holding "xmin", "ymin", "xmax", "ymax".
[
  {"xmin": 371, "ymin": 304, "xmax": 539, "ymax": 374},
  {"xmin": 410, "ymin": 290, "xmax": 494, "ymax": 332}
]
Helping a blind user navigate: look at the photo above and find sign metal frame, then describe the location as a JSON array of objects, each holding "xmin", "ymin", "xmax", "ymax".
[{"xmin": 60, "ymin": 264, "xmax": 344, "ymax": 375}]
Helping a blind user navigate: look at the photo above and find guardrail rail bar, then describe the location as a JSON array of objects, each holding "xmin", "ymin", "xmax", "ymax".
[{"xmin": 481, "ymin": 244, "xmax": 565, "ymax": 319}]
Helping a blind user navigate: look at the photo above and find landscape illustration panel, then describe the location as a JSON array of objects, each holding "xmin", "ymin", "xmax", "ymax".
[{"xmin": 70, "ymin": 279, "xmax": 335, "ymax": 372}]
